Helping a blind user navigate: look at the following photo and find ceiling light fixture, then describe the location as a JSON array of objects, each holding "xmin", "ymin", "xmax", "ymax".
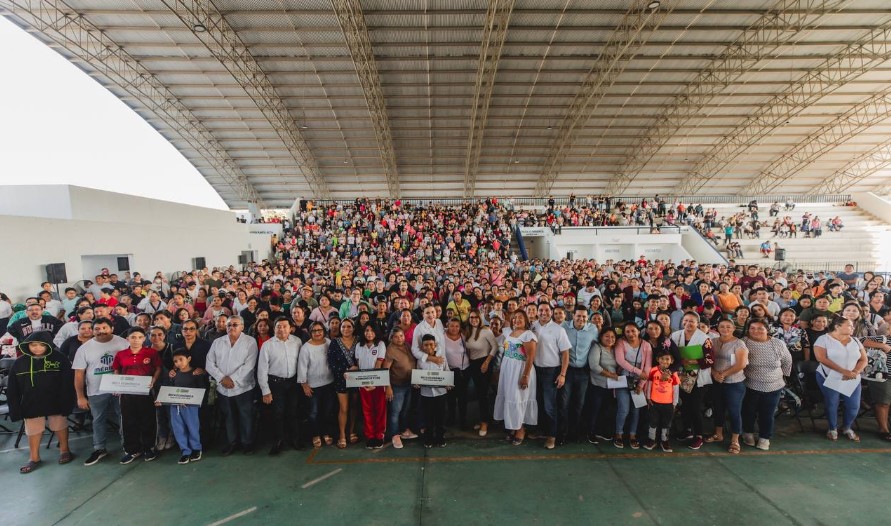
[
  {"xmin": 647, "ymin": 1, "xmax": 661, "ymax": 10},
  {"xmin": 193, "ymin": 23, "xmax": 207, "ymax": 33}
]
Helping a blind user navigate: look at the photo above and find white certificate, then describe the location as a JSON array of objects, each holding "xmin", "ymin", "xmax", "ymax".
[
  {"xmin": 607, "ymin": 377, "xmax": 628, "ymax": 389},
  {"xmin": 156, "ymin": 386, "xmax": 206, "ymax": 406},
  {"xmin": 411, "ymin": 369, "xmax": 455, "ymax": 387},
  {"xmin": 99, "ymin": 374, "xmax": 152, "ymax": 395},
  {"xmin": 345, "ymin": 369, "xmax": 391, "ymax": 388},
  {"xmin": 822, "ymin": 373, "xmax": 860, "ymax": 397},
  {"xmin": 631, "ymin": 391, "xmax": 648, "ymax": 409},
  {"xmin": 696, "ymin": 370, "xmax": 713, "ymax": 387}
]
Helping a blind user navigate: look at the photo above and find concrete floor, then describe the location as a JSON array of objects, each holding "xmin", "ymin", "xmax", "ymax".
[{"xmin": 1, "ymin": 414, "xmax": 888, "ymax": 526}]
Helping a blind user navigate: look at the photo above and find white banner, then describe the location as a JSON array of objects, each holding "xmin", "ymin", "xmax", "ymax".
[
  {"xmin": 411, "ymin": 369, "xmax": 455, "ymax": 387},
  {"xmin": 345, "ymin": 369, "xmax": 391, "ymax": 388},
  {"xmin": 99, "ymin": 374, "xmax": 152, "ymax": 395},
  {"xmin": 156, "ymin": 386, "xmax": 206, "ymax": 406}
]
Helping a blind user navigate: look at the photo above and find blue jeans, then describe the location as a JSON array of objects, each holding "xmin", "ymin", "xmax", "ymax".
[
  {"xmin": 712, "ymin": 381, "xmax": 746, "ymax": 435},
  {"xmin": 557, "ymin": 367, "xmax": 589, "ymax": 441},
  {"xmin": 88, "ymin": 393, "xmax": 121, "ymax": 452},
  {"xmin": 816, "ymin": 374, "xmax": 862, "ymax": 431},
  {"xmin": 615, "ymin": 388, "xmax": 640, "ymax": 436},
  {"xmin": 307, "ymin": 383, "xmax": 336, "ymax": 438},
  {"xmin": 218, "ymin": 389, "xmax": 256, "ymax": 447},
  {"xmin": 742, "ymin": 387, "xmax": 783, "ymax": 439},
  {"xmin": 535, "ymin": 365, "xmax": 561, "ymax": 437},
  {"xmin": 169, "ymin": 405, "xmax": 202, "ymax": 455},
  {"xmin": 387, "ymin": 384, "xmax": 411, "ymax": 438}
]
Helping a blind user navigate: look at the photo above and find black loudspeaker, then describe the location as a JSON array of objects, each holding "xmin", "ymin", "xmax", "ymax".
[
  {"xmin": 193, "ymin": 257, "xmax": 206, "ymax": 269},
  {"xmin": 299, "ymin": 199, "xmax": 308, "ymax": 211},
  {"xmin": 46, "ymin": 263, "xmax": 67, "ymax": 284},
  {"xmin": 238, "ymin": 254, "xmax": 248, "ymax": 264},
  {"xmin": 117, "ymin": 257, "xmax": 130, "ymax": 271},
  {"xmin": 775, "ymin": 248, "xmax": 786, "ymax": 262}
]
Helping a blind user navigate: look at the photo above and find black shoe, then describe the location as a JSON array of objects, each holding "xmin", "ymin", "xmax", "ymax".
[
  {"xmin": 373, "ymin": 439, "xmax": 384, "ymax": 449},
  {"xmin": 84, "ymin": 449, "xmax": 108, "ymax": 466},
  {"xmin": 424, "ymin": 442, "xmax": 433, "ymax": 449},
  {"xmin": 142, "ymin": 449, "xmax": 158, "ymax": 462},
  {"xmin": 119, "ymin": 451, "xmax": 141, "ymax": 464},
  {"xmin": 220, "ymin": 444, "xmax": 238, "ymax": 457},
  {"xmin": 178, "ymin": 455, "xmax": 191, "ymax": 465},
  {"xmin": 189, "ymin": 450, "xmax": 202, "ymax": 462},
  {"xmin": 365, "ymin": 440, "xmax": 374, "ymax": 450},
  {"xmin": 242, "ymin": 445, "xmax": 255, "ymax": 456},
  {"xmin": 587, "ymin": 434, "xmax": 600, "ymax": 445},
  {"xmin": 269, "ymin": 442, "xmax": 283, "ymax": 456},
  {"xmin": 437, "ymin": 440, "xmax": 447, "ymax": 448}
]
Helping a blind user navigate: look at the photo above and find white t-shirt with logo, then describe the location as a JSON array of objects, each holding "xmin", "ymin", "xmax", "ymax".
[{"xmin": 72, "ymin": 336, "xmax": 128, "ymax": 397}]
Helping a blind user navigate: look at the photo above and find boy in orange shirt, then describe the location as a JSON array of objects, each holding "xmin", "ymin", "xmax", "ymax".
[{"xmin": 643, "ymin": 352, "xmax": 680, "ymax": 453}]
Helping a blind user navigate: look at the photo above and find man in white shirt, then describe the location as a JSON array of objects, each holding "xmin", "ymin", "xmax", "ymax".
[
  {"xmin": 72, "ymin": 318, "xmax": 128, "ymax": 466},
  {"xmin": 531, "ymin": 302, "xmax": 571, "ymax": 450},
  {"xmin": 749, "ymin": 287, "xmax": 781, "ymax": 318},
  {"xmin": 576, "ymin": 281, "xmax": 601, "ymax": 308},
  {"xmin": 205, "ymin": 315, "xmax": 259, "ymax": 455},
  {"xmin": 258, "ymin": 317, "xmax": 303, "ymax": 455}
]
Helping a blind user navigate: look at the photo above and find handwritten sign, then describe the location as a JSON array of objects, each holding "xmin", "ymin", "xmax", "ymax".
[{"xmin": 345, "ymin": 369, "xmax": 390, "ymax": 388}]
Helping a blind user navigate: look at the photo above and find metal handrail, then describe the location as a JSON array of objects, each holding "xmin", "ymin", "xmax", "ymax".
[{"xmin": 309, "ymin": 194, "xmax": 851, "ymax": 207}]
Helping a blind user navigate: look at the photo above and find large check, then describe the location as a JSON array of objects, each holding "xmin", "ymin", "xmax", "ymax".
[
  {"xmin": 411, "ymin": 369, "xmax": 454, "ymax": 387},
  {"xmin": 156, "ymin": 386, "xmax": 206, "ymax": 406},
  {"xmin": 345, "ymin": 369, "xmax": 391, "ymax": 388},
  {"xmin": 99, "ymin": 374, "xmax": 152, "ymax": 395}
]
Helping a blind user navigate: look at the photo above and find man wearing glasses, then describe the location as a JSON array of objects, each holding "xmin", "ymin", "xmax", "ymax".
[{"xmin": 205, "ymin": 316, "xmax": 259, "ymax": 455}]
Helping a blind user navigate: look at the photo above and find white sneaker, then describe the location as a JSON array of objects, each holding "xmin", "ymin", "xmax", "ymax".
[
  {"xmin": 391, "ymin": 435, "xmax": 404, "ymax": 449},
  {"xmin": 401, "ymin": 430, "xmax": 418, "ymax": 440},
  {"xmin": 742, "ymin": 433, "xmax": 756, "ymax": 447},
  {"xmin": 756, "ymin": 438, "xmax": 770, "ymax": 451}
]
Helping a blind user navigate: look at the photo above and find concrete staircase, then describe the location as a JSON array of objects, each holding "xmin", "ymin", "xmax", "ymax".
[{"xmin": 706, "ymin": 203, "xmax": 891, "ymax": 272}]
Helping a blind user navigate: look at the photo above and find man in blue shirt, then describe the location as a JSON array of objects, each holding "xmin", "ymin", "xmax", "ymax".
[{"xmin": 558, "ymin": 305, "xmax": 599, "ymax": 445}]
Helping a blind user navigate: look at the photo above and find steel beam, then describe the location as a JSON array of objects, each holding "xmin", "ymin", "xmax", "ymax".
[
  {"xmin": 533, "ymin": 0, "xmax": 672, "ymax": 197},
  {"xmin": 464, "ymin": 0, "xmax": 515, "ymax": 198},
  {"xmin": 745, "ymin": 88, "xmax": 891, "ymax": 195},
  {"xmin": 330, "ymin": 0, "xmax": 400, "ymax": 198},
  {"xmin": 607, "ymin": 0, "xmax": 848, "ymax": 196},
  {"xmin": 813, "ymin": 141, "xmax": 891, "ymax": 195},
  {"xmin": 674, "ymin": 16, "xmax": 891, "ymax": 195},
  {"xmin": 0, "ymin": 0, "xmax": 264, "ymax": 208},
  {"xmin": 162, "ymin": 0, "xmax": 330, "ymax": 199}
]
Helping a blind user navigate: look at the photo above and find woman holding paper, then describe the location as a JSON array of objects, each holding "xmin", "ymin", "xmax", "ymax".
[
  {"xmin": 813, "ymin": 316, "xmax": 867, "ymax": 442},
  {"xmin": 670, "ymin": 312, "xmax": 714, "ymax": 451},
  {"xmin": 741, "ymin": 319, "xmax": 792, "ymax": 451},
  {"xmin": 327, "ymin": 318, "xmax": 360, "ymax": 449},
  {"xmin": 613, "ymin": 322, "xmax": 652, "ymax": 449},
  {"xmin": 587, "ymin": 328, "xmax": 620, "ymax": 444},
  {"xmin": 707, "ymin": 319, "xmax": 749, "ymax": 454}
]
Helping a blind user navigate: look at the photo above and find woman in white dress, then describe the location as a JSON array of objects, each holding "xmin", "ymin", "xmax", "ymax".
[{"xmin": 494, "ymin": 311, "xmax": 538, "ymax": 445}]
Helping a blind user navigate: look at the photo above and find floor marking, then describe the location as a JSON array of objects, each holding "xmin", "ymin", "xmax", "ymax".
[
  {"xmin": 0, "ymin": 435, "xmax": 91, "ymax": 454},
  {"xmin": 207, "ymin": 507, "xmax": 258, "ymax": 526},
  {"xmin": 306, "ymin": 446, "xmax": 891, "ymax": 465},
  {"xmin": 301, "ymin": 468, "xmax": 343, "ymax": 489}
]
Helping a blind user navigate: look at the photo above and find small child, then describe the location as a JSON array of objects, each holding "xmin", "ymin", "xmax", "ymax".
[
  {"xmin": 644, "ymin": 352, "xmax": 680, "ymax": 453},
  {"xmin": 7, "ymin": 332, "xmax": 75, "ymax": 474},
  {"xmin": 155, "ymin": 349, "xmax": 204, "ymax": 464},
  {"xmin": 355, "ymin": 324, "xmax": 387, "ymax": 449},
  {"xmin": 113, "ymin": 327, "xmax": 161, "ymax": 464},
  {"xmin": 415, "ymin": 334, "xmax": 450, "ymax": 448}
]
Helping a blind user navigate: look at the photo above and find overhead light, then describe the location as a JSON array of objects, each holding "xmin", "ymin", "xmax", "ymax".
[
  {"xmin": 299, "ymin": 123, "xmax": 309, "ymax": 129},
  {"xmin": 547, "ymin": 125, "xmax": 553, "ymax": 130},
  {"xmin": 193, "ymin": 23, "xmax": 207, "ymax": 33},
  {"xmin": 647, "ymin": 1, "xmax": 661, "ymax": 10},
  {"xmin": 343, "ymin": 160, "xmax": 349, "ymax": 164},
  {"xmin": 513, "ymin": 160, "xmax": 520, "ymax": 164}
]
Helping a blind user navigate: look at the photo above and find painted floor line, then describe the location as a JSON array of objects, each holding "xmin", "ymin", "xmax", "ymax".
[
  {"xmin": 0, "ymin": 434, "xmax": 91, "ymax": 454},
  {"xmin": 301, "ymin": 468, "xmax": 343, "ymax": 489},
  {"xmin": 306, "ymin": 446, "xmax": 891, "ymax": 465},
  {"xmin": 207, "ymin": 506, "xmax": 258, "ymax": 526}
]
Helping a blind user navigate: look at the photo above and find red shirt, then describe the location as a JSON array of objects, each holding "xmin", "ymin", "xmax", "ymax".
[
  {"xmin": 647, "ymin": 366, "xmax": 679, "ymax": 405},
  {"xmin": 112, "ymin": 347, "xmax": 160, "ymax": 377}
]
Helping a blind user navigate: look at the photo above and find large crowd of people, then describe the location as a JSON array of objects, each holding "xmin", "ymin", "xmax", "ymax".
[{"xmin": 1, "ymin": 197, "xmax": 888, "ymax": 477}]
